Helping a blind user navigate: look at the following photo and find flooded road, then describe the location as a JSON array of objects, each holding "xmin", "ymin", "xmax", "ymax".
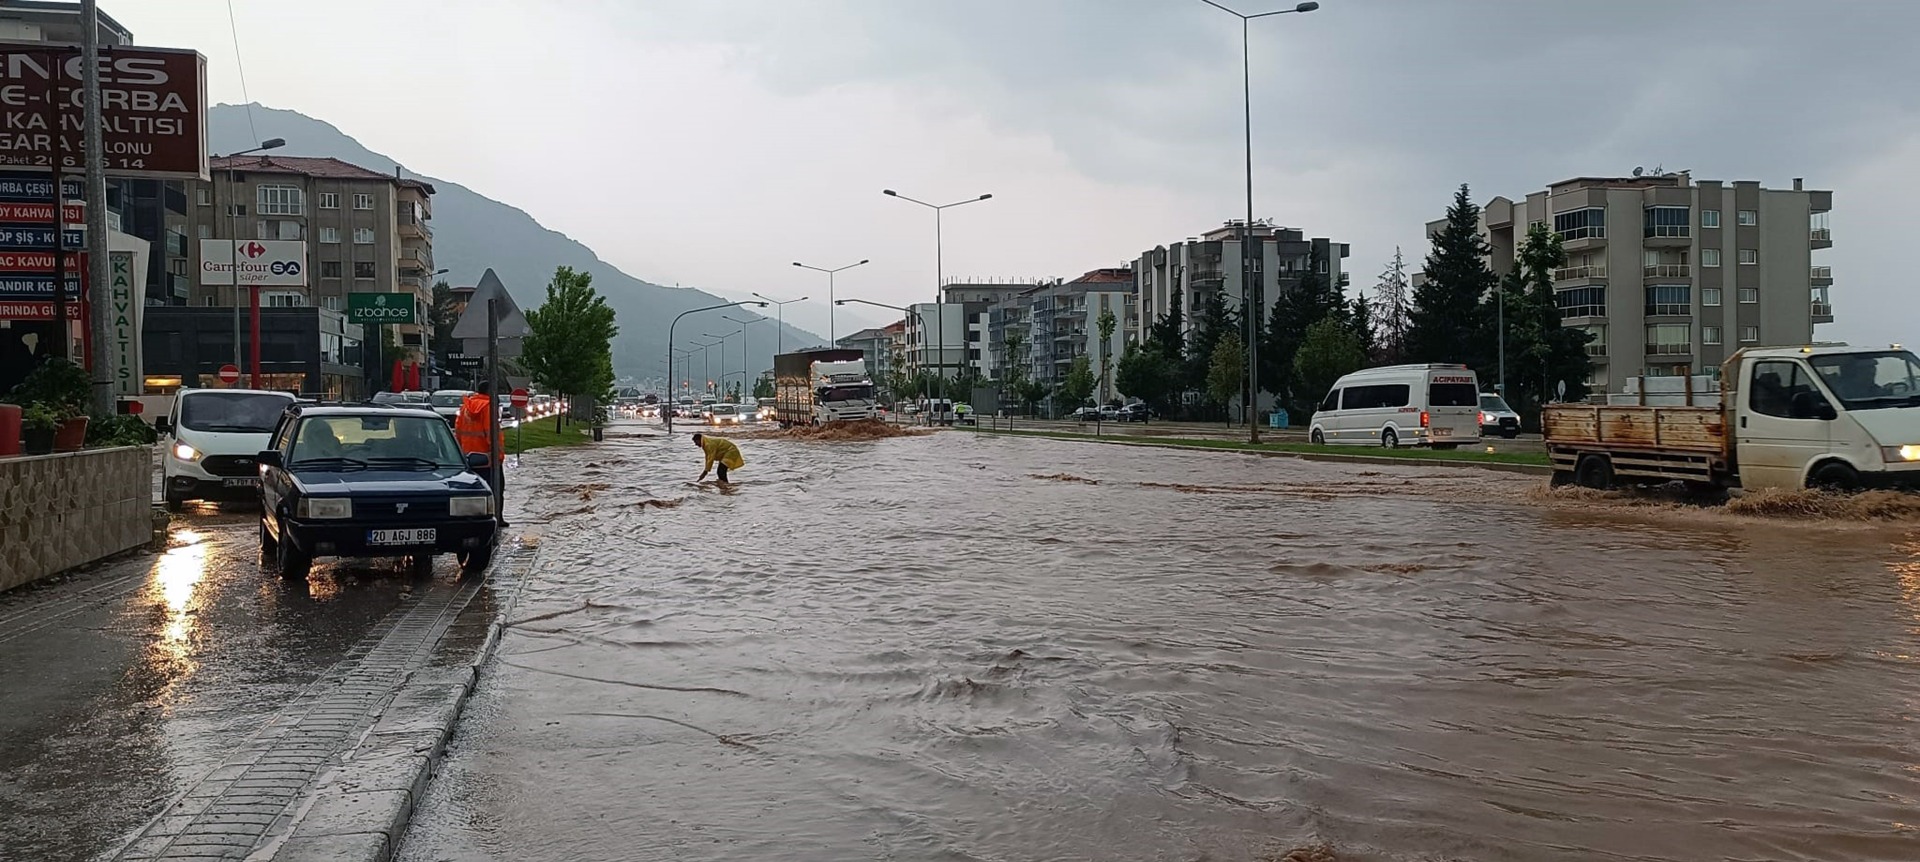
[{"xmin": 400, "ymin": 428, "xmax": 1920, "ymax": 862}]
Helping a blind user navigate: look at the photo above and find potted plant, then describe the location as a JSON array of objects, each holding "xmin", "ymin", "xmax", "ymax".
[
  {"xmin": 20, "ymin": 402, "xmax": 59, "ymax": 455},
  {"xmin": 6, "ymin": 358, "xmax": 90, "ymax": 451}
]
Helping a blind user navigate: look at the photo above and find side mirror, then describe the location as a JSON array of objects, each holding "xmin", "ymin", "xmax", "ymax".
[
  {"xmin": 466, "ymin": 452, "xmax": 491, "ymax": 470},
  {"xmin": 1789, "ymin": 391, "xmax": 1838, "ymax": 421},
  {"xmin": 1818, "ymin": 403, "xmax": 1838, "ymax": 421},
  {"xmin": 154, "ymin": 416, "xmax": 172, "ymax": 434},
  {"xmin": 255, "ymin": 450, "xmax": 282, "ymax": 468}
]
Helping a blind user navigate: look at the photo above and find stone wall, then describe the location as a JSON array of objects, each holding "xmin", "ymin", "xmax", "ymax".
[{"xmin": 0, "ymin": 446, "xmax": 152, "ymax": 593}]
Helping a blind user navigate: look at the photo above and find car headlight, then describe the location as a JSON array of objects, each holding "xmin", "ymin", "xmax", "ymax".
[
  {"xmin": 1882, "ymin": 445, "xmax": 1920, "ymax": 463},
  {"xmin": 449, "ymin": 495, "xmax": 494, "ymax": 517},
  {"xmin": 1480, "ymin": 412, "xmax": 1493, "ymax": 424},
  {"xmin": 297, "ymin": 497, "xmax": 353, "ymax": 519},
  {"xmin": 173, "ymin": 442, "xmax": 201, "ymax": 462}
]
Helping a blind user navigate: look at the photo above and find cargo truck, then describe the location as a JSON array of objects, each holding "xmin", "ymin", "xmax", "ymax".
[
  {"xmin": 773, "ymin": 348, "xmax": 878, "ymax": 426},
  {"xmin": 1544, "ymin": 344, "xmax": 1920, "ymax": 492}
]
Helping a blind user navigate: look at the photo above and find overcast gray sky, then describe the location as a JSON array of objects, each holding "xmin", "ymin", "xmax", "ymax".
[{"xmin": 119, "ymin": 1, "xmax": 1917, "ymax": 346}]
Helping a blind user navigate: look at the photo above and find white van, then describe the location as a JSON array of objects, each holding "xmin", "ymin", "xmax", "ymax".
[
  {"xmin": 1307, "ymin": 364, "xmax": 1483, "ymax": 449},
  {"xmin": 158, "ymin": 388, "xmax": 297, "ymax": 510}
]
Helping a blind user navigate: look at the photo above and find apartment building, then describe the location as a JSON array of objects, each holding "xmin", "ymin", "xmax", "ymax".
[
  {"xmin": 1133, "ymin": 221, "xmax": 1350, "ymax": 346},
  {"xmin": 1453, "ymin": 173, "xmax": 1833, "ymax": 390},
  {"xmin": 182, "ymin": 156, "xmax": 437, "ymax": 357},
  {"xmin": 834, "ymin": 326, "xmax": 896, "ymax": 384}
]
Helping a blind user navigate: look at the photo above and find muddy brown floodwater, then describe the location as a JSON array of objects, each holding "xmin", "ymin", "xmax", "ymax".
[{"xmin": 398, "ymin": 428, "xmax": 1920, "ymax": 862}]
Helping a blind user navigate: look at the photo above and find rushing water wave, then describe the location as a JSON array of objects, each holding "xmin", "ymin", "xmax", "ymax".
[{"xmin": 400, "ymin": 428, "xmax": 1920, "ymax": 862}]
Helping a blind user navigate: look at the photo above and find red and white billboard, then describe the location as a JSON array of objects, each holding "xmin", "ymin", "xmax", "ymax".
[
  {"xmin": 0, "ymin": 45, "xmax": 210, "ymax": 180},
  {"xmin": 0, "ymin": 298, "xmax": 84, "ymax": 320}
]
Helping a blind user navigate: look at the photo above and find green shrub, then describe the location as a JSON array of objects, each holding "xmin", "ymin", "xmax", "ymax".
[{"xmin": 86, "ymin": 413, "xmax": 156, "ymax": 448}]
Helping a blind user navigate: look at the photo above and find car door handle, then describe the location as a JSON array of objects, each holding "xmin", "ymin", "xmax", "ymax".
[{"xmin": 1740, "ymin": 416, "xmax": 1747, "ymax": 428}]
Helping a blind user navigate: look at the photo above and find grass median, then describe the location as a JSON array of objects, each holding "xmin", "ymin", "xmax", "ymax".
[
  {"xmin": 505, "ymin": 420, "xmax": 593, "ymax": 455},
  {"xmin": 958, "ymin": 425, "xmax": 1552, "ymax": 467}
]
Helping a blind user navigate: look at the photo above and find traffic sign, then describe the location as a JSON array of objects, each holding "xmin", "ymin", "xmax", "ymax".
[
  {"xmin": 511, "ymin": 388, "xmax": 529, "ymax": 408},
  {"xmin": 218, "ymin": 364, "xmax": 240, "ymax": 384},
  {"xmin": 0, "ymin": 226, "xmax": 84, "ymax": 249}
]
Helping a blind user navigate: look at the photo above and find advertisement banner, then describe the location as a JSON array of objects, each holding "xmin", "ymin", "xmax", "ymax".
[
  {"xmin": 199, "ymin": 239, "xmax": 307, "ymax": 286},
  {"xmin": 0, "ymin": 173, "xmax": 83, "ymax": 202},
  {"xmin": 0, "ymin": 298, "xmax": 83, "ymax": 320},
  {"xmin": 347, "ymin": 291, "xmax": 416, "ymax": 324},
  {"xmin": 0, "ymin": 251, "xmax": 82, "ymax": 272},
  {"xmin": 0, "ymin": 45, "xmax": 210, "ymax": 180},
  {"xmin": 107, "ymin": 236, "xmax": 148, "ymax": 396},
  {"xmin": 0, "ymin": 226, "xmax": 83, "ymax": 248},
  {"xmin": 0, "ymin": 272, "xmax": 80, "ymax": 299},
  {"xmin": 0, "ymin": 202, "xmax": 83, "ymax": 222}
]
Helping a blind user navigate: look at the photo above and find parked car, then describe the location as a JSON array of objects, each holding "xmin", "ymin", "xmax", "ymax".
[
  {"xmin": 1116, "ymin": 403, "xmax": 1154, "ymax": 423},
  {"xmin": 1073, "ymin": 406, "xmax": 1103, "ymax": 422},
  {"xmin": 429, "ymin": 389, "xmax": 473, "ymax": 424},
  {"xmin": 157, "ymin": 388, "xmax": 297, "ymax": 510},
  {"xmin": 256, "ymin": 403, "xmax": 499, "ymax": 579},
  {"xmin": 1478, "ymin": 392, "xmax": 1522, "ymax": 439}
]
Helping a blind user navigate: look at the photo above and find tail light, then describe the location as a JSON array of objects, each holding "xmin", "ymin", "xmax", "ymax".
[{"xmin": 1420, "ymin": 411, "xmax": 1430, "ymax": 427}]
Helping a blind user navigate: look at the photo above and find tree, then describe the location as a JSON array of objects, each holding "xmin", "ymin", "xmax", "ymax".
[
  {"xmin": 1205, "ymin": 331, "xmax": 1245, "ymax": 425},
  {"xmin": 1349, "ymin": 294, "xmax": 1378, "ymax": 363},
  {"xmin": 1059, "ymin": 355, "xmax": 1096, "ymax": 409},
  {"xmin": 752, "ymin": 377, "xmax": 774, "ymax": 399},
  {"xmin": 1373, "ymin": 246, "xmax": 1413, "ymax": 364},
  {"xmin": 1095, "ymin": 306, "xmax": 1118, "ymax": 403},
  {"xmin": 1188, "ymin": 291, "xmax": 1235, "ymax": 416},
  {"xmin": 1115, "ymin": 343, "xmax": 1178, "ymax": 416},
  {"xmin": 1407, "ymin": 184, "xmax": 1497, "ymax": 368},
  {"xmin": 429, "ymin": 280, "xmax": 460, "ymax": 369},
  {"xmin": 946, "ymin": 367, "xmax": 983, "ymax": 402},
  {"xmin": 1260, "ymin": 243, "xmax": 1347, "ymax": 410},
  {"xmin": 1148, "ymin": 287, "xmax": 1184, "ymax": 360},
  {"xmin": 1293, "ymin": 318, "xmax": 1366, "ymax": 412},
  {"xmin": 1494, "ymin": 222, "xmax": 1592, "ymax": 423},
  {"xmin": 1013, "ymin": 376, "xmax": 1050, "ymax": 416},
  {"xmin": 520, "ymin": 266, "xmax": 619, "ymax": 431}
]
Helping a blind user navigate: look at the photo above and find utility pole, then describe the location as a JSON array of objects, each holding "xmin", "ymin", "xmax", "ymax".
[
  {"xmin": 81, "ymin": 0, "xmax": 111, "ymax": 414},
  {"xmin": 486, "ymin": 298, "xmax": 503, "ymax": 522}
]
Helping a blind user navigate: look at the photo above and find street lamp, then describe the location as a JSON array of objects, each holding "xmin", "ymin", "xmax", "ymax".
[
  {"xmin": 704, "ymin": 329, "xmax": 742, "ymax": 399},
  {"xmin": 216, "ymin": 137, "xmax": 285, "ymax": 387},
  {"xmin": 665, "ymin": 300, "xmax": 767, "ymax": 432},
  {"xmin": 1197, "ymin": 0, "xmax": 1317, "ymax": 442},
  {"xmin": 791, "ymin": 259, "xmax": 868, "ymax": 344},
  {"xmin": 882, "ymin": 189, "xmax": 992, "ymax": 397},
  {"xmin": 725, "ymin": 314, "xmax": 765, "ymax": 397},
  {"xmin": 750, "ymin": 291, "xmax": 807, "ymax": 355},
  {"xmin": 837, "ymin": 297, "xmax": 930, "ymax": 407}
]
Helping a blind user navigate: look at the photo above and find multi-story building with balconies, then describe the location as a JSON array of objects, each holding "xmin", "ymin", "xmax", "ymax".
[
  {"xmin": 1132, "ymin": 221, "xmax": 1350, "ymax": 347},
  {"xmin": 1449, "ymin": 173, "xmax": 1832, "ymax": 391}
]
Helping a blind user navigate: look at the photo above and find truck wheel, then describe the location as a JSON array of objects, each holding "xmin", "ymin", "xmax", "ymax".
[
  {"xmin": 1381, "ymin": 428, "xmax": 1399, "ymax": 449},
  {"xmin": 1310, "ymin": 428, "xmax": 1324, "ymax": 445},
  {"xmin": 1809, "ymin": 462, "xmax": 1861, "ymax": 493},
  {"xmin": 1550, "ymin": 470, "xmax": 1574, "ymax": 487},
  {"xmin": 1574, "ymin": 455, "xmax": 1614, "ymax": 490}
]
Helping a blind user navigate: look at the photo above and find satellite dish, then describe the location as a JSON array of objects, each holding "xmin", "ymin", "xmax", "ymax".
[{"xmin": 1632, "ymin": 167, "xmax": 1644, "ymax": 177}]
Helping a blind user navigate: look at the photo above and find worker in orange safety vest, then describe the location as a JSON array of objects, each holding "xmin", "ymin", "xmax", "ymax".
[{"xmin": 454, "ymin": 381, "xmax": 503, "ymax": 457}]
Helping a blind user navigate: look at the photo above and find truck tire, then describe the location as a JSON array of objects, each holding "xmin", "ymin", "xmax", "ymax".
[
  {"xmin": 1809, "ymin": 461, "xmax": 1861, "ymax": 493},
  {"xmin": 1550, "ymin": 470, "xmax": 1574, "ymax": 487},
  {"xmin": 1574, "ymin": 454, "xmax": 1614, "ymax": 490}
]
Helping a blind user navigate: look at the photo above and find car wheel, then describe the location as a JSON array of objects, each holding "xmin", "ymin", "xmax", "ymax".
[
  {"xmin": 1809, "ymin": 461, "xmax": 1861, "ymax": 493},
  {"xmin": 458, "ymin": 545, "xmax": 493, "ymax": 574},
  {"xmin": 1310, "ymin": 428, "xmax": 1325, "ymax": 445},
  {"xmin": 1574, "ymin": 454, "xmax": 1615, "ymax": 490},
  {"xmin": 163, "ymin": 489, "xmax": 185, "ymax": 513},
  {"xmin": 259, "ymin": 519, "xmax": 278, "ymax": 556},
  {"xmin": 276, "ymin": 532, "xmax": 311, "ymax": 580},
  {"xmin": 1381, "ymin": 428, "xmax": 1399, "ymax": 449}
]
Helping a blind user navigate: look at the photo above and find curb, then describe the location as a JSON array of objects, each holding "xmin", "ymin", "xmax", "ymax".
[{"xmin": 963, "ymin": 427, "xmax": 1555, "ymax": 477}]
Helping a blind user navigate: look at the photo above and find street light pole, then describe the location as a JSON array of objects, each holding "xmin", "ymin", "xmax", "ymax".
[
  {"xmin": 665, "ymin": 300, "xmax": 767, "ymax": 433},
  {"xmin": 883, "ymin": 189, "xmax": 992, "ymax": 399},
  {"xmin": 704, "ymin": 329, "xmax": 742, "ymax": 400},
  {"xmin": 724, "ymin": 314, "xmax": 765, "ymax": 397},
  {"xmin": 791, "ymin": 259, "xmax": 868, "ymax": 344},
  {"xmin": 1198, "ymin": 0, "xmax": 1318, "ymax": 443},
  {"xmin": 750, "ymin": 292, "xmax": 807, "ymax": 355},
  {"xmin": 838, "ymin": 297, "xmax": 930, "ymax": 409},
  {"xmin": 215, "ymin": 138, "xmax": 285, "ymax": 388}
]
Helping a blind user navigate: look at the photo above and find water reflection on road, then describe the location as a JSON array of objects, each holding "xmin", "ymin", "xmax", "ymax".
[{"xmin": 403, "ymin": 429, "xmax": 1920, "ymax": 862}]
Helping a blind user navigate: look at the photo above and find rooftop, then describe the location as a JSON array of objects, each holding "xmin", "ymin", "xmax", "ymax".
[{"xmin": 208, "ymin": 155, "xmax": 436, "ymax": 194}]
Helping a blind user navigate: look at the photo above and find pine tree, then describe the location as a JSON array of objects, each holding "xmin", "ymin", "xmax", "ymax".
[
  {"xmin": 1188, "ymin": 291, "xmax": 1235, "ymax": 416},
  {"xmin": 1293, "ymin": 318, "xmax": 1367, "ymax": 410},
  {"xmin": 1350, "ymin": 294, "xmax": 1378, "ymax": 363},
  {"xmin": 1373, "ymin": 246, "xmax": 1412, "ymax": 363},
  {"xmin": 1495, "ymin": 222, "xmax": 1591, "ymax": 418},
  {"xmin": 1407, "ymin": 185, "xmax": 1497, "ymax": 367},
  {"xmin": 1149, "ymin": 288, "xmax": 1185, "ymax": 360}
]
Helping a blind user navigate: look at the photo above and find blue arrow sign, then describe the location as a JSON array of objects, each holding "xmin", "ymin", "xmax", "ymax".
[
  {"xmin": 0, "ymin": 225, "xmax": 84, "ymax": 248},
  {"xmin": 0, "ymin": 273, "xmax": 83, "ymax": 299},
  {"xmin": 0, "ymin": 172, "xmax": 84, "ymax": 202}
]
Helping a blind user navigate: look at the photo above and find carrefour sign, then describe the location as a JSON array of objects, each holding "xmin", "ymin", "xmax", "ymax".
[
  {"xmin": 346, "ymin": 291, "xmax": 416, "ymax": 324},
  {"xmin": 199, "ymin": 239, "xmax": 306, "ymax": 286}
]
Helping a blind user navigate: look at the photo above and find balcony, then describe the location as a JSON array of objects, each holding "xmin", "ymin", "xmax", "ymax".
[
  {"xmin": 397, "ymin": 247, "xmax": 431, "ymax": 272},
  {"xmin": 1643, "ymin": 264, "xmax": 1691, "ymax": 279},
  {"xmin": 397, "ymin": 216, "xmax": 432, "ymax": 240},
  {"xmin": 1811, "ymin": 227, "xmax": 1832, "ymax": 248},
  {"xmin": 1554, "ymin": 264, "xmax": 1607, "ymax": 282},
  {"xmin": 1812, "ymin": 302, "xmax": 1834, "ymax": 324},
  {"xmin": 1189, "ymin": 268, "xmax": 1225, "ymax": 285},
  {"xmin": 1586, "ymin": 343, "xmax": 1608, "ymax": 358},
  {"xmin": 1810, "ymin": 265, "xmax": 1832, "ymax": 284},
  {"xmin": 1645, "ymin": 342, "xmax": 1693, "ymax": 357}
]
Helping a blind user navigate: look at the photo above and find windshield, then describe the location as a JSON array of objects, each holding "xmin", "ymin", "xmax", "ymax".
[
  {"xmin": 290, "ymin": 414, "xmax": 465, "ymax": 469},
  {"xmin": 711, "ymin": 405, "xmax": 738, "ymax": 416},
  {"xmin": 1479, "ymin": 394, "xmax": 1513, "ymax": 412},
  {"xmin": 1428, "ymin": 383, "xmax": 1480, "ymax": 407},
  {"xmin": 821, "ymin": 385, "xmax": 874, "ymax": 403},
  {"xmin": 430, "ymin": 392, "xmax": 469, "ymax": 407},
  {"xmin": 1808, "ymin": 350, "xmax": 1920, "ymax": 410},
  {"xmin": 180, "ymin": 391, "xmax": 291, "ymax": 433}
]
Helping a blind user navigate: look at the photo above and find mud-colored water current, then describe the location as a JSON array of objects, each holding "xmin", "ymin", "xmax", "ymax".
[{"xmin": 398, "ymin": 428, "xmax": 1920, "ymax": 862}]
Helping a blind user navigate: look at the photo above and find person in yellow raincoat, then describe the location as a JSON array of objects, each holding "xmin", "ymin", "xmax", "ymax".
[{"xmin": 692, "ymin": 432, "xmax": 743, "ymax": 485}]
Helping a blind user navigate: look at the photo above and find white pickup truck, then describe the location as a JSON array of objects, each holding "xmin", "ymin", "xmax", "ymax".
[{"xmin": 1544, "ymin": 344, "xmax": 1920, "ymax": 492}]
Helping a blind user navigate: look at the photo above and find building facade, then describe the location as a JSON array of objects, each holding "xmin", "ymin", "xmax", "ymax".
[
  {"xmin": 141, "ymin": 306, "xmax": 364, "ymax": 398},
  {"xmin": 1454, "ymin": 173, "xmax": 1833, "ymax": 390},
  {"xmin": 1133, "ymin": 221, "xmax": 1350, "ymax": 346}
]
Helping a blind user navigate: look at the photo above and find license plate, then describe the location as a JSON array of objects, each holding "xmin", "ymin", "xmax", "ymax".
[
  {"xmin": 223, "ymin": 478, "xmax": 260, "ymax": 487},
  {"xmin": 1431, "ymin": 427, "xmax": 1454, "ymax": 438},
  {"xmin": 368, "ymin": 528, "xmax": 436, "ymax": 546}
]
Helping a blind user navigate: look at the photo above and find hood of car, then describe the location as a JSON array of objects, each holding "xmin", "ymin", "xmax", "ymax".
[{"xmin": 291, "ymin": 468, "xmax": 487, "ymax": 495}]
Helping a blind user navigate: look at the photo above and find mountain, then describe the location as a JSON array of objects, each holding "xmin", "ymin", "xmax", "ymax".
[{"xmin": 207, "ymin": 103, "xmax": 827, "ymax": 385}]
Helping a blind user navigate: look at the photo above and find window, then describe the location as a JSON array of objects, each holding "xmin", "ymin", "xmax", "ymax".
[
  {"xmin": 323, "ymin": 295, "xmax": 340, "ymax": 311},
  {"xmin": 257, "ymin": 185, "xmax": 303, "ymax": 215},
  {"xmin": 1701, "ymin": 248, "xmax": 1721, "ymax": 267},
  {"xmin": 1738, "ymin": 248, "xmax": 1757, "ymax": 265},
  {"xmin": 1553, "ymin": 207, "xmax": 1605, "ymax": 241},
  {"xmin": 1320, "ymin": 389, "xmax": 1340, "ymax": 412},
  {"xmin": 169, "ymin": 258, "xmax": 187, "ymax": 276},
  {"xmin": 1739, "ymin": 288, "xmax": 1758, "ymax": 304},
  {"xmin": 354, "ymin": 261, "xmax": 376, "ymax": 279},
  {"xmin": 1580, "ymin": 324, "xmax": 1607, "ymax": 357},
  {"xmin": 1644, "ymin": 206, "xmax": 1691, "ymax": 238},
  {"xmin": 319, "ymin": 227, "xmax": 339, "ymax": 244},
  {"xmin": 1703, "ymin": 326, "xmax": 1722, "ymax": 345},
  {"xmin": 1428, "ymin": 383, "xmax": 1479, "ymax": 407},
  {"xmin": 265, "ymin": 292, "xmax": 306, "ymax": 307},
  {"xmin": 1748, "ymin": 360, "xmax": 1824, "ymax": 419},
  {"xmin": 197, "ymin": 223, "xmax": 211, "ymax": 239},
  {"xmin": 1341, "ymin": 384, "xmax": 1410, "ymax": 410},
  {"xmin": 1645, "ymin": 323, "xmax": 1693, "ymax": 355},
  {"xmin": 1645, "ymin": 284, "xmax": 1691, "ymax": 316},
  {"xmin": 1740, "ymin": 326, "xmax": 1759, "ymax": 343},
  {"xmin": 1556, "ymin": 285, "xmax": 1607, "ymax": 318},
  {"xmin": 196, "ymin": 188, "xmax": 212, "ymax": 206},
  {"xmin": 318, "ymin": 192, "xmax": 339, "ymax": 209},
  {"xmin": 1702, "ymin": 288, "xmax": 1722, "ymax": 307},
  {"xmin": 320, "ymin": 261, "xmax": 341, "ymax": 278},
  {"xmin": 967, "ymin": 330, "xmax": 981, "ymax": 342},
  {"xmin": 353, "ymin": 227, "xmax": 374, "ymax": 244},
  {"xmin": 353, "ymin": 193, "xmax": 374, "ymax": 210},
  {"xmin": 226, "ymin": 204, "xmax": 246, "ymax": 217},
  {"xmin": 1737, "ymin": 210, "xmax": 1757, "ymax": 226},
  {"xmin": 201, "ymin": 295, "xmax": 217, "ymax": 306},
  {"xmin": 277, "ymin": 220, "xmax": 301, "ymax": 241},
  {"xmin": 1702, "ymin": 209, "xmax": 1720, "ymax": 228}
]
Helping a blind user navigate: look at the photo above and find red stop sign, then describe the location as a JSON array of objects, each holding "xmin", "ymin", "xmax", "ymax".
[
  {"xmin": 218, "ymin": 364, "xmax": 240, "ymax": 384},
  {"xmin": 511, "ymin": 388, "xmax": 529, "ymax": 408}
]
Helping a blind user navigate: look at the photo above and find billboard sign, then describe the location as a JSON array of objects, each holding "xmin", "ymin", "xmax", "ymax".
[
  {"xmin": 0, "ymin": 202, "xmax": 82, "ymax": 222},
  {"xmin": 346, "ymin": 291, "xmax": 417, "ymax": 324},
  {"xmin": 107, "ymin": 247, "xmax": 144, "ymax": 395},
  {"xmin": 0, "ymin": 251, "xmax": 81, "ymax": 271},
  {"xmin": 0, "ymin": 298, "xmax": 82, "ymax": 320},
  {"xmin": 0, "ymin": 272, "xmax": 80, "ymax": 299},
  {"xmin": 0, "ymin": 226, "xmax": 82, "ymax": 248},
  {"xmin": 0, "ymin": 173, "xmax": 82, "ymax": 201},
  {"xmin": 0, "ymin": 45, "xmax": 209, "ymax": 180},
  {"xmin": 199, "ymin": 239, "xmax": 307, "ymax": 286}
]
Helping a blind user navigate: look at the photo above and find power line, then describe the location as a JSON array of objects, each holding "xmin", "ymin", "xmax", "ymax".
[{"xmin": 225, "ymin": 0, "xmax": 259, "ymax": 142}]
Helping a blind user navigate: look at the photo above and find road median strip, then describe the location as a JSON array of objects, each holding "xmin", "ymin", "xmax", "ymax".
[{"xmin": 958, "ymin": 425, "xmax": 1554, "ymax": 475}]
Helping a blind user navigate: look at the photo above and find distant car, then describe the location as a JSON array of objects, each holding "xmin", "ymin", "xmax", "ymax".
[
  {"xmin": 1073, "ymin": 406, "xmax": 1102, "ymax": 422},
  {"xmin": 1479, "ymin": 393, "xmax": 1522, "ymax": 439},
  {"xmin": 1116, "ymin": 404, "xmax": 1154, "ymax": 423},
  {"xmin": 708, "ymin": 403, "xmax": 744, "ymax": 426},
  {"xmin": 371, "ymin": 390, "xmax": 437, "ymax": 413},
  {"xmin": 1099, "ymin": 405, "xmax": 1122, "ymax": 421},
  {"xmin": 429, "ymin": 389, "xmax": 473, "ymax": 424},
  {"xmin": 256, "ymin": 403, "xmax": 499, "ymax": 580}
]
